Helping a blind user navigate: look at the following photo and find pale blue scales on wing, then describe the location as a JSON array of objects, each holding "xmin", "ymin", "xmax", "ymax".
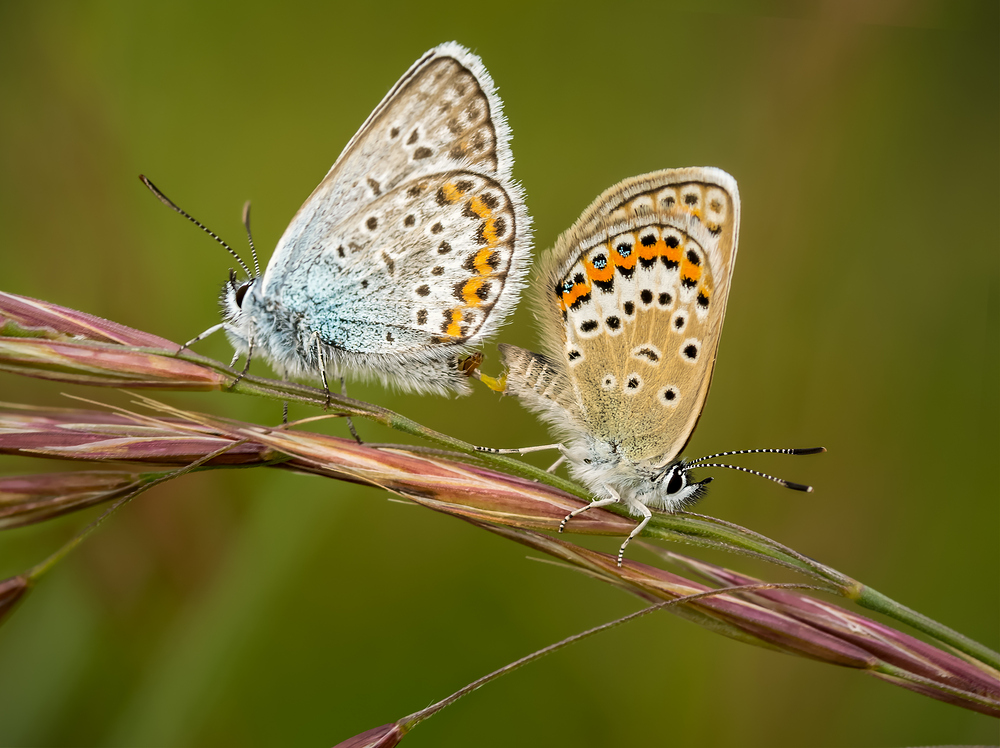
[{"xmin": 219, "ymin": 42, "xmax": 531, "ymax": 395}]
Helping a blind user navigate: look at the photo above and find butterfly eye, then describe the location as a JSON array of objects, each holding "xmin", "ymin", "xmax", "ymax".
[
  {"xmin": 235, "ymin": 282, "xmax": 251, "ymax": 308},
  {"xmin": 666, "ymin": 467, "xmax": 686, "ymax": 495}
]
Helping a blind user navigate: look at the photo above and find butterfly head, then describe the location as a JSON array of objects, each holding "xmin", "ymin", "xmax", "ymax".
[
  {"xmin": 647, "ymin": 459, "xmax": 713, "ymax": 510},
  {"xmin": 220, "ymin": 268, "xmax": 257, "ymax": 349},
  {"xmin": 639, "ymin": 446, "xmax": 825, "ymax": 513}
]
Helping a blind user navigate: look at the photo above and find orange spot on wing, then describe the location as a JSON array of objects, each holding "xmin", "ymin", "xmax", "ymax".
[
  {"xmin": 560, "ymin": 281, "xmax": 591, "ymax": 311},
  {"xmin": 468, "ymin": 195, "xmax": 491, "ymax": 219},
  {"xmin": 585, "ymin": 256, "xmax": 614, "ymax": 284},
  {"xmin": 445, "ymin": 308, "xmax": 464, "ymax": 337},
  {"xmin": 441, "ymin": 182, "xmax": 463, "ymax": 203},
  {"xmin": 462, "ymin": 277, "xmax": 485, "ymax": 306},
  {"xmin": 480, "ymin": 217, "xmax": 498, "ymax": 245},
  {"xmin": 612, "ymin": 237, "xmax": 637, "ymax": 271},
  {"xmin": 664, "ymin": 240, "xmax": 682, "ymax": 266},
  {"xmin": 681, "ymin": 257, "xmax": 703, "ymax": 284},
  {"xmin": 638, "ymin": 238, "xmax": 660, "ymax": 263},
  {"xmin": 473, "ymin": 248, "xmax": 494, "ymax": 275}
]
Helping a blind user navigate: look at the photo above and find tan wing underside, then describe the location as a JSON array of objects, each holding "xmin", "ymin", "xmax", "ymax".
[{"xmin": 535, "ymin": 169, "xmax": 740, "ymax": 464}]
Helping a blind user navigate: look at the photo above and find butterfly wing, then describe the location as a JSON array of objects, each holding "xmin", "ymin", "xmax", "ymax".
[
  {"xmin": 498, "ymin": 342, "xmax": 581, "ymax": 440},
  {"xmin": 506, "ymin": 168, "xmax": 739, "ymax": 463},
  {"xmin": 259, "ymin": 42, "xmax": 530, "ymax": 386}
]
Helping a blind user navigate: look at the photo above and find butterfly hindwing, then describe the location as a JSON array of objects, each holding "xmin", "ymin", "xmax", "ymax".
[
  {"xmin": 272, "ymin": 171, "xmax": 520, "ymax": 358},
  {"xmin": 524, "ymin": 168, "xmax": 740, "ymax": 464}
]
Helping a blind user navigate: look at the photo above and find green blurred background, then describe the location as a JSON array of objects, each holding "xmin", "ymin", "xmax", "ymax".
[{"xmin": 1, "ymin": 2, "xmax": 997, "ymax": 746}]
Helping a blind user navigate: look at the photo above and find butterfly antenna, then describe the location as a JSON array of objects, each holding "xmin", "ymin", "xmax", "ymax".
[
  {"xmin": 139, "ymin": 175, "xmax": 254, "ymax": 279},
  {"xmin": 241, "ymin": 200, "xmax": 261, "ymax": 277},
  {"xmin": 686, "ymin": 447, "xmax": 825, "ymax": 492},
  {"xmin": 688, "ymin": 463, "xmax": 814, "ymax": 492},
  {"xmin": 688, "ymin": 447, "xmax": 825, "ymax": 464}
]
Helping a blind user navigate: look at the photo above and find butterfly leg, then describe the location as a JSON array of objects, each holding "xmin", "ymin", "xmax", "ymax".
[
  {"xmin": 341, "ymin": 377, "xmax": 362, "ymax": 445},
  {"xmin": 474, "ymin": 443, "xmax": 566, "ymax": 456},
  {"xmin": 178, "ymin": 322, "xmax": 226, "ymax": 354},
  {"xmin": 228, "ymin": 334, "xmax": 254, "ymax": 389},
  {"xmin": 616, "ymin": 503, "xmax": 652, "ymax": 567},
  {"xmin": 312, "ymin": 333, "xmax": 332, "ymax": 409},
  {"xmin": 546, "ymin": 454, "xmax": 567, "ymax": 473},
  {"xmin": 558, "ymin": 484, "xmax": 622, "ymax": 536}
]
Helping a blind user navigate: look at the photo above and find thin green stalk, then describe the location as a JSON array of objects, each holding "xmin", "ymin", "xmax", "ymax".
[{"xmin": 857, "ymin": 586, "xmax": 1000, "ymax": 672}]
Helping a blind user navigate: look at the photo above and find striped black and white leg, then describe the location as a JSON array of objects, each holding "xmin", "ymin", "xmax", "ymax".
[
  {"xmin": 616, "ymin": 502, "xmax": 652, "ymax": 567},
  {"xmin": 474, "ymin": 443, "xmax": 567, "ymax": 457},
  {"xmin": 559, "ymin": 484, "xmax": 623, "ymax": 539}
]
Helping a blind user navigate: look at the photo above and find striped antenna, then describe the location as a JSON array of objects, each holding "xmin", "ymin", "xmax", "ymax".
[
  {"xmin": 241, "ymin": 200, "xmax": 261, "ymax": 277},
  {"xmin": 139, "ymin": 175, "xmax": 254, "ymax": 279},
  {"xmin": 688, "ymin": 463, "xmax": 814, "ymax": 492},
  {"xmin": 686, "ymin": 447, "xmax": 825, "ymax": 492},
  {"xmin": 688, "ymin": 447, "xmax": 825, "ymax": 465}
]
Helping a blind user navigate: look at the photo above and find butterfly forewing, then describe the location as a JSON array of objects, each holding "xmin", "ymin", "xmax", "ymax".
[
  {"xmin": 263, "ymin": 45, "xmax": 512, "ymax": 295},
  {"xmin": 537, "ymin": 168, "xmax": 740, "ymax": 464}
]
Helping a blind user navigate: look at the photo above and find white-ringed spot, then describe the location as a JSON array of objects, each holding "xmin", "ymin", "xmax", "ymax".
[
  {"xmin": 705, "ymin": 187, "xmax": 728, "ymax": 225},
  {"xmin": 577, "ymin": 318, "xmax": 601, "ymax": 338},
  {"xmin": 604, "ymin": 314, "xmax": 624, "ymax": 336},
  {"xmin": 680, "ymin": 338, "xmax": 701, "ymax": 363},
  {"xmin": 671, "ymin": 310, "xmax": 688, "ymax": 333},
  {"xmin": 630, "ymin": 195, "xmax": 654, "ymax": 214},
  {"xmin": 658, "ymin": 386, "xmax": 681, "ymax": 408},
  {"xmin": 657, "ymin": 187, "xmax": 679, "ymax": 210},
  {"xmin": 624, "ymin": 373, "xmax": 643, "ymax": 393},
  {"xmin": 681, "ymin": 186, "xmax": 701, "ymax": 210}
]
